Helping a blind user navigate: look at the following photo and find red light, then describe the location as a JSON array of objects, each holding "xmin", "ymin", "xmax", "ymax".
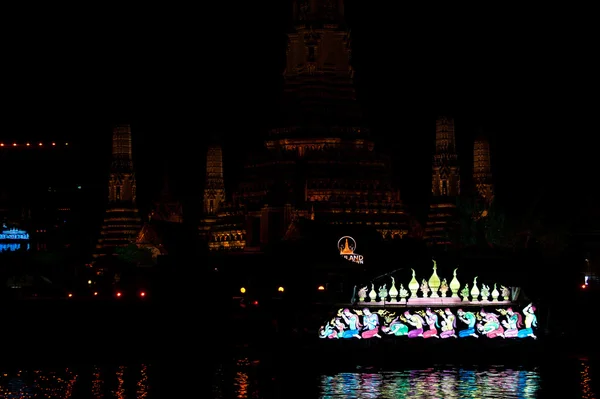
[
  {"xmin": 93, "ymin": 292, "xmax": 98, "ymax": 296},
  {"xmin": 582, "ymin": 284, "xmax": 587, "ymax": 289},
  {"xmin": 116, "ymin": 292, "xmax": 122, "ymax": 297},
  {"xmin": 52, "ymin": 142, "xmax": 56, "ymax": 146},
  {"xmin": 140, "ymin": 291, "xmax": 146, "ymax": 297},
  {"xmin": 26, "ymin": 143, "xmax": 30, "ymax": 146},
  {"xmin": 0, "ymin": 143, "xmax": 4, "ymax": 146},
  {"xmin": 39, "ymin": 142, "xmax": 43, "ymax": 146},
  {"xmin": 68, "ymin": 293, "xmax": 73, "ymax": 298},
  {"xmin": 12, "ymin": 143, "xmax": 16, "ymax": 146},
  {"xmin": 253, "ymin": 300, "xmax": 259, "ymax": 305}
]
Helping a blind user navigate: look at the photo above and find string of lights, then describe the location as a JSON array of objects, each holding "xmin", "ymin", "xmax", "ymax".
[{"xmin": 0, "ymin": 142, "xmax": 69, "ymax": 147}]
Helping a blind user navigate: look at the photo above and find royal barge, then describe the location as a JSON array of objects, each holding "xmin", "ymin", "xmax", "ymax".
[{"xmin": 306, "ymin": 260, "xmax": 547, "ymax": 365}]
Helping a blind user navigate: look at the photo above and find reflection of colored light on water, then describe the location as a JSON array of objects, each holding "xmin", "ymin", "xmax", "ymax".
[
  {"xmin": 581, "ymin": 360, "xmax": 594, "ymax": 398},
  {"xmin": 234, "ymin": 371, "xmax": 249, "ymax": 399},
  {"xmin": 116, "ymin": 365, "xmax": 125, "ymax": 398},
  {"xmin": 319, "ymin": 368, "xmax": 541, "ymax": 398},
  {"xmin": 137, "ymin": 364, "xmax": 149, "ymax": 398}
]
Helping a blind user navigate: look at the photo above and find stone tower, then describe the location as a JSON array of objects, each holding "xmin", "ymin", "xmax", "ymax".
[
  {"xmin": 108, "ymin": 125, "xmax": 137, "ymax": 203},
  {"xmin": 203, "ymin": 144, "xmax": 225, "ymax": 215},
  {"xmin": 431, "ymin": 116, "xmax": 460, "ymax": 197},
  {"xmin": 473, "ymin": 137, "xmax": 494, "ymax": 205},
  {"xmin": 425, "ymin": 116, "xmax": 461, "ymax": 246},
  {"xmin": 94, "ymin": 124, "xmax": 142, "ymax": 257},
  {"xmin": 198, "ymin": 142, "xmax": 247, "ymax": 250}
]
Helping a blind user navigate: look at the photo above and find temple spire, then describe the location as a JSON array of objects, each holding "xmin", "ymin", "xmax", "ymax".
[
  {"xmin": 108, "ymin": 124, "xmax": 137, "ymax": 203},
  {"xmin": 282, "ymin": 0, "xmax": 362, "ymax": 129},
  {"xmin": 293, "ymin": 0, "xmax": 345, "ymax": 25},
  {"xmin": 203, "ymin": 143, "xmax": 225, "ymax": 215},
  {"xmin": 425, "ymin": 115, "xmax": 461, "ymax": 246},
  {"xmin": 94, "ymin": 124, "xmax": 142, "ymax": 257},
  {"xmin": 473, "ymin": 135, "xmax": 494, "ymax": 204},
  {"xmin": 432, "ymin": 116, "xmax": 460, "ymax": 197}
]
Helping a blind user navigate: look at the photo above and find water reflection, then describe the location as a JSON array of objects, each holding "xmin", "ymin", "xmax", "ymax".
[
  {"xmin": 232, "ymin": 357, "xmax": 260, "ymax": 399},
  {"xmin": 137, "ymin": 364, "xmax": 149, "ymax": 399},
  {"xmin": 0, "ymin": 368, "xmax": 78, "ymax": 398},
  {"xmin": 580, "ymin": 360, "xmax": 595, "ymax": 399},
  {"xmin": 112, "ymin": 365, "xmax": 126, "ymax": 398},
  {"xmin": 212, "ymin": 356, "xmax": 599, "ymax": 399},
  {"xmin": 0, "ymin": 364, "xmax": 151, "ymax": 398},
  {"xmin": 91, "ymin": 366, "xmax": 104, "ymax": 398},
  {"xmin": 319, "ymin": 368, "xmax": 542, "ymax": 399}
]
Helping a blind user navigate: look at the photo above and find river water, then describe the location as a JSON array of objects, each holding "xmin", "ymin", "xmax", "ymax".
[{"xmin": 0, "ymin": 356, "xmax": 597, "ymax": 398}]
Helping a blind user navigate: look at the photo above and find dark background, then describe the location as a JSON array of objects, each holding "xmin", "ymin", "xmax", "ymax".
[{"xmin": 1, "ymin": 1, "xmax": 595, "ymax": 226}]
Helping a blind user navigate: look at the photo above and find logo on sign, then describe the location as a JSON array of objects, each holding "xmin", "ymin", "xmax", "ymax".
[{"xmin": 338, "ymin": 236, "xmax": 364, "ymax": 264}]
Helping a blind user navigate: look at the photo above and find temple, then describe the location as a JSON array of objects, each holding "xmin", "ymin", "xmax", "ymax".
[
  {"xmin": 425, "ymin": 116, "xmax": 461, "ymax": 246},
  {"xmin": 473, "ymin": 136, "xmax": 494, "ymax": 206},
  {"xmin": 199, "ymin": 0, "xmax": 412, "ymax": 251},
  {"xmin": 94, "ymin": 124, "xmax": 142, "ymax": 257}
]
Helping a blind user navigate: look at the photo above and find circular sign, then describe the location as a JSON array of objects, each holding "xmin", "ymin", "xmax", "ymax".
[{"xmin": 338, "ymin": 236, "xmax": 356, "ymax": 254}]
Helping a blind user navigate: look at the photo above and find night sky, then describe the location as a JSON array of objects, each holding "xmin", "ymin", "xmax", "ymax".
[{"xmin": 2, "ymin": 2, "xmax": 595, "ymax": 227}]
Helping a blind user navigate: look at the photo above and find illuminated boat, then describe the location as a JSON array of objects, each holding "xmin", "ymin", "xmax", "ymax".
[{"xmin": 312, "ymin": 260, "xmax": 544, "ymax": 363}]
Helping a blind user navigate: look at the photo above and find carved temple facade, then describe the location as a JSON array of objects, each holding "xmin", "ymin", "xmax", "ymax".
[
  {"xmin": 198, "ymin": 0, "xmax": 497, "ymax": 251},
  {"xmin": 198, "ymin": 0, "xmax": 412, "ymax": 251},
  {"xmin": 94, "ymin": 124, "xmax": 142, "ymax": 257}
]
